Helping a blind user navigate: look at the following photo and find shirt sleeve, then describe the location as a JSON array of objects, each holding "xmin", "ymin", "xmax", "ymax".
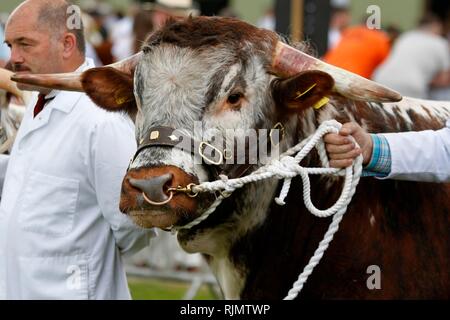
[
  {"xmin": 91, "ymin": 112, "xmax": 156, "ymax": 257},
  {"xmin": 379, "ymin": 120, "xmax": 450, "ymax": 182},
  {"xmin": 362, "ymin": 134, "xmax": 392, "ymax": 178}
]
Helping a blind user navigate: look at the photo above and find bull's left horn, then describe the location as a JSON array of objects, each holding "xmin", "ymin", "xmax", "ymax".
[
  {"xmin": 0, "ymin": 68, "xmax": 24, "ymax": 98},
  {"xmin": 11, "ymin": 52, "xmax": 143, "ymax": 92},
  {"xmin": 272, "ymin": 42, "xmax": 402, "ymax": 103}
]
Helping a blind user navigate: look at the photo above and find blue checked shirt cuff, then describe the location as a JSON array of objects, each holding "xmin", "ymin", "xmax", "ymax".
[{"xmin": 362, "ymin": 134, "xmax": 392, "ymax": 177}]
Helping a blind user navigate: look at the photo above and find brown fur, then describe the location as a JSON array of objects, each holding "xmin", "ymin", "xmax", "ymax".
[
  {"xmin": 234, "ymin": 100, "xmax": 450, "ymax": 299},
  {"xmin": 144, "ymin": 16, "xmax": 278, "ymax": 53},
  {"xmin": 81, "ymin": 67, "xmax": 137, "ymax": 118}
]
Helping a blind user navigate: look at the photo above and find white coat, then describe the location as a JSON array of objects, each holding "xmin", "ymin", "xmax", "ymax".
[
  {"xmin": 381, "ymin": 120, "xmax": 450, "ymax": 182},
  {"xmin": 0, "ymin": 59, "xmax": 155, "ymax": 300}
]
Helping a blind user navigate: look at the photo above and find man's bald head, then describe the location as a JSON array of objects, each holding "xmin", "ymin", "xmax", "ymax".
[
  {"xmin": 5, "ymin": 0, "xmax": 87, "ymax": 89},
  {"xmin": 9, "ymin": 0, "xmax": 85, "ymax": 55}
]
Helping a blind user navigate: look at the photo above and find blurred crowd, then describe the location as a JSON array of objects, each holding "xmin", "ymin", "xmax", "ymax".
[
  {"xmin": 0, "ymin": 0, "xmax": 238, "ymax": 68},
  {"xmin": 323, "ymin": 2, "xmax": 450, "ymax": 101}
]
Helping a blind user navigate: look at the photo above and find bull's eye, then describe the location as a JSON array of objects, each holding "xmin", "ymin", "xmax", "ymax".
[{"xmin": 227, "ymin": 93, "xmax": 243, "ymax": 106}]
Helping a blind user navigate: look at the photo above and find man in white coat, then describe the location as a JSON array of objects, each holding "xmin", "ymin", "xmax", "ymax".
[
  {"xmin": 0, "ymin": 0, "xmax": 156, "ymax": 299},
  {"xmin": 323, "ymin": 120, "xmax": 450, "ymax": 183}
]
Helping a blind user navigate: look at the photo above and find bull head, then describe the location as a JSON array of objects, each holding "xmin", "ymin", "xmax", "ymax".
[{"xmin": 11, "ymin": 17, "xmax": 402, "ymax": 233}]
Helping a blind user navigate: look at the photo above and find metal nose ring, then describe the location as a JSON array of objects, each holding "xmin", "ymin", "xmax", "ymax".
[{"xmin": 142, "ymin": 191, "xmax": 174, "ymax": 206}]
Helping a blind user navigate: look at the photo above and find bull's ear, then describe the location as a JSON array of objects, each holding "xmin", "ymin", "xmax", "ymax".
[
  {"xmin": 272, "ymin": 70, "xmax": 334, "ymax": 112},
  {"xmin": 81, "ymin": 67, "xmax": 137, "ymax": 118}
]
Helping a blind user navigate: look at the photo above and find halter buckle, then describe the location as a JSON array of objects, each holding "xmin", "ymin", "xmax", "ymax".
[{"xmin": 199, "ymin": 141, "xmax": 224, "ymax": 165}]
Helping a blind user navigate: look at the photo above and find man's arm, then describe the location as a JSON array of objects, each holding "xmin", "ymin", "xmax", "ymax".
[
  {"xmin": 380, "ymin": 120, "xmax": 450, "ymax": 182},
  {"xmin": 324, "ymin": 120, "xmax": 450, "ymax": 183},
  {"xmin": 91, "ymin": 112, "xmax": 156, "ymax": 257}
]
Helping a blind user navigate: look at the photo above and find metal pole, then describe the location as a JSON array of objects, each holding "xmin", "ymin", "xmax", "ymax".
[{"xmin": 290, "ymin": 0, "xmax": 304, "ymax": 42}]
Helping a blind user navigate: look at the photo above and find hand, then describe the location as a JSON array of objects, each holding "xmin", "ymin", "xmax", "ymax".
[{"xmin": 323, "ymin": 122, "xmax": 373, "ymax": 168}]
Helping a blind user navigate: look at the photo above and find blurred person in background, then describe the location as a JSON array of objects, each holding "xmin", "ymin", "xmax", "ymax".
[
  {"xmin": 373, "ymin": 14, "xmax": 450, "ymax": 100},
  {"xmin": 80, "ymin": 12, "xmax": 103, "ymax": 66},
  {"xmin": 429, "ymin": 30, "xmax": 450, "ymax": 101},
  {"xmin": 110, "ymin": 6, "xmax": 135, "ymax": 61},
  {"xmin": 151, "ymin": 0, "xmax": 200, "ymax": 30},
  {"xmin": 385, "ymin": 24, "xmax": 402, "ymax": 46},
  {"xmin": 323, "ymin": 21, "xmax": 391, "ymax": 79},
  {"xmin": 257, "ymin": 7, "xmax": 275, "ymax": 31},
  {"xmin": 133, "ymin": 3, "xmax": 154, "ymax": 54},
  {"xmin": 327, "ymin": 5, "xmax": 351, "ymax": 50}
]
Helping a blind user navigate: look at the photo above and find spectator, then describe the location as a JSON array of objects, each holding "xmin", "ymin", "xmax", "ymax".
[
  {"xmin": 323, "ymin": 24, "xmax": 391, "ymax": 79},
  {"xmin": 257, "ymin": 7, "xmax": 276, "ymax": 31},
  {"xmin": 133, "ymin": 4, "xmax": 154, "ymax": 54},
  {"xmin": 327, "ymin": 6, "xmax": 351, "ymax": 50},
  {"xmin": 151, "ymin": 0, "xmax": 200, "ymax": 30},
  {"xmin": 373, "ymin": 14, "xmax": 450, "ymax": 99}
]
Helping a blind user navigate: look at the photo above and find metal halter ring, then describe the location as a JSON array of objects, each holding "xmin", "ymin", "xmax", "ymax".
[
  {"xmin": 168, "ymin": 183, "xmax": 199, "ymax": 198},
  {"xmin": 199, "ymin": 141, "xmax": 224, "ymax": 165},
  {"xmin": 142, "ymin": 191, "xmax": 174, "ymax": 206}
]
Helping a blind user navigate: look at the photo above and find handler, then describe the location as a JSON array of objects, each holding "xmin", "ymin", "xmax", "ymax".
[
  {"xmin": 0, "ymin": 0, "xmax": 155, "ymax": 299},
  {"xmin": 324, "ymin": 120, "xmax": 450, "ymax": 182}
]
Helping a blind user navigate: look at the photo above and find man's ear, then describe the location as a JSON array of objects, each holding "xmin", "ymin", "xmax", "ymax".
[
  {"xmin": 271, "ymin": 70, "xmax": 334, "ymax": 112},
  {"xmin": 81, "ymin": 67, "xmax": 137, "ymax": 118}
]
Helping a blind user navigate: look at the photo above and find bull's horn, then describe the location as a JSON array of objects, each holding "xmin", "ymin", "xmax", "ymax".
[
  {"xmin": 11, "ymin": 52, "xmax": 143, "ymax": 92},
  {"xmin": 0, "ymin": 68, "xmax": 23, "ymax": 98},
  {"xmin": 272, "ymin": 42, "xmax": 402, "ymax": 102}
]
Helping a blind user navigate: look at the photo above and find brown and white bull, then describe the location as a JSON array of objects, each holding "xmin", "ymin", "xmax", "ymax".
[
  {"xmin": 0, "ymin": 68, "xmax": 28, "ymax": 154},
  {"xmin": 12, "ymin": 17, "xmax": 450, "ymax": 299}
]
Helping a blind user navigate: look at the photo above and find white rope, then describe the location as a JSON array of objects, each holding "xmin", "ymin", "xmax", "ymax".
[{"xmin": 172, "ymin": 120, "xmax": 363, "ymax": 300}]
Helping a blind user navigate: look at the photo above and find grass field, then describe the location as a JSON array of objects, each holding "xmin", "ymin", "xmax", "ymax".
[{"xmin": 128, "ymin": 277, "xmax": 219, "ymax": 300}]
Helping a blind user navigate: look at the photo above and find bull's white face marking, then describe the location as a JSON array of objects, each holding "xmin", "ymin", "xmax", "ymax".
[{"xmin": 130, "ymin": 44, "xmax": 277, "ymax": 183}]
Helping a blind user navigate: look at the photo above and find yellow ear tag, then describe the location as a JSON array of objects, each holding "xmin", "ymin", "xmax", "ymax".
[
  {"xmin": 115, "ymin": 90, "xmax": 133, "ymax": 105},
  {"xmin": 313, "ymin": 96, "xmax": 329, "ymax": 110},
  {"xmin": 295, "ymin": 83, "xmax": 317, "ymax": 100},
  {"xmin": 115, "ymin": 96, "xmax": 127, "ymax": 105}
]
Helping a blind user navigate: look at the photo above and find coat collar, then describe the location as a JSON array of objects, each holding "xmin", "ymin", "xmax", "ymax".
[
  {"xmin": 17, "ymin": 59, "xmax": 96, "ymax": 140},
  {"xmin": 44, "ymin": 58, "xmax": 95, "ymax": 114}
]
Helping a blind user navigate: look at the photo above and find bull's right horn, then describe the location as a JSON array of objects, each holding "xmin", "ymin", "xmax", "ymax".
[
  {"xmin": 0, "ymin": 68, "xmax": 23, "ymax": 98},
  {"xmin": 11, "ymin": 52, "xmax": 143, "ymax": 92},
  {"xmin": 272, "ymin": 42, "xmax": 402, "ymax": 103}
]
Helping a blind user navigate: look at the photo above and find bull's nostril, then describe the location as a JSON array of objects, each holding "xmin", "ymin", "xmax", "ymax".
[{"xmin": 129, "ymin": 173, "xmax": 174, "ymax": 203}]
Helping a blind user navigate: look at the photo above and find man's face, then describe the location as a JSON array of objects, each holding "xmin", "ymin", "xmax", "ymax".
[{"xmin": 4, "ymin": 9, "xmax": 64, "ymax": 81}]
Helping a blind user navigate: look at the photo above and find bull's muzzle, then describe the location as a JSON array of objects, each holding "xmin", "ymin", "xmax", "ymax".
[
  {"xmin": 120, "ymin": 166, "xmax": 202, "ymax": 229},
  {"xmin": 129, "ymin": 173, "xmax": 174, "ymax": 206}
]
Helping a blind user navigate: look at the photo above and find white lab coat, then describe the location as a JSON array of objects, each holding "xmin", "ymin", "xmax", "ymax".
[
  {"xmin": 381, "ymin": 120, "xmax": 450, "ymax": 182},
  {"xmin": 0, "ymin": 59, "xmax": 155, "ymax": 300}
]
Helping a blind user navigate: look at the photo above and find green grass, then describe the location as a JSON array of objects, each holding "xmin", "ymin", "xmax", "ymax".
[{"xmin": 128, "ymin": 277, "xmax": 218, "ymax": 300}]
